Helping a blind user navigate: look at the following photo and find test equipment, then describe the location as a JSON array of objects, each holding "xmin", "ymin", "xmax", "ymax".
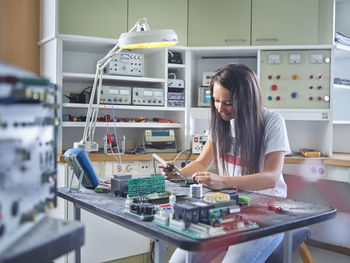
[
  {"xmin": 192, "ymin": 134, "xmax": 208, "ymax": 154},
  {"xmin": 106, "ymin": 50, "xmax": 144, "ymax": 77},
  {"xmin": 142, "ymin": 129, "xmax": 177, "ymax": 153},
  {"xmin": 100, "ymin": 86, "xmax": 132, "ymax": 105},
  {"xmin": 260, "ymin": 49, "xmax": 331, "ymax": 109},
  {"xmin": 202, "ymin": 72, "xmax": 215, "ymax": 86},
  {"xmin": 168, "ymin": 75, "xmax": 185, "ymax": 107},
  {"xmin": 168, "ymin": 51, "xmax": 183, "ymax": 64},
  {"xmin": 198, "ymin": 86, "xmax": 211, "ymax": 107},
  {"xmin": 0, "ymin": 67, "xmax": 58, "ymax": 254},
  {"xmin": 132, "ymin": 87, "xmax": 164, "ymax": 106}
]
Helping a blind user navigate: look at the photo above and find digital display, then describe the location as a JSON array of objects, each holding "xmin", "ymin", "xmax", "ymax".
[
  {"xmin": 204, "ymin": 90, "xmax": 211, "ymax": 103},
  {"xmin": 154, "ymin": 91, "xmax": 163, "ymax": 97},
  {"xmin": 109, "ymin": 89, "xmax": 119, "ymax": 95},
  {"xmin": 152, "ymin": 130, "xmax": 170, "ymax": 136},
  {"xmin": 144, "ymin": 91, "xmax": 153, "ymax": 96},
  {"xmin": 120, "ymin": 89, "xmax": 130, "ymax": 95}
]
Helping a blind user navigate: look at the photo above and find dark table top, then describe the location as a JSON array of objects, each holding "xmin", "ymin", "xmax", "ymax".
[{"xmin": 57, "ymin": 181, "xmax": 336, "ymax": 251}]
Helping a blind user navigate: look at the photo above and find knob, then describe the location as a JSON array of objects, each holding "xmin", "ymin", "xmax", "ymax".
[
  {"xmin": 292, "ymin": 75, "xmax": 298, "ymax": 80},
  {"xmin": 309, "ymin": 75, "xmax": 314, "ymax": 79},
  {"xmin": 317, "ymin": 96, "xmax": 322, "ymax": 101},
  {"xmin": 318, "ymin": 74, "xmax": 323, "ymax": 80},
  {"xmin": 324, "ymin": 96, "xmax": 330, "ymax": 102},
  {"xmin": 291, "ymin": 92, "xmax": 298, "ymax": 98},
  {"xmin": 309, "ymin": 86, "xmax": 313, "ymax": 89},
  {"xmin": 309, "ymin": 96, "xmax": 314, "ymax": 101},
  {"xmin": 267, "ymin": 96, "xmax": 273, "ymax": 101}
]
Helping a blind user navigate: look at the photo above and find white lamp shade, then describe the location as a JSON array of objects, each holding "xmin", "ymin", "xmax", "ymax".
[{"xmin": 119, "ymin": 29, "xmax": 178, "ymax": 49}]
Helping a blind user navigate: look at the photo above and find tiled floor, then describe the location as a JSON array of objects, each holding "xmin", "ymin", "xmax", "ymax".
[{"xmin": 293, "ymin": 246, "xmax": 350, "ymax": 263}]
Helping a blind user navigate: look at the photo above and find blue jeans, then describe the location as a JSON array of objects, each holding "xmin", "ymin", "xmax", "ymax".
[{"xmin": 169, "ymin": 233, "xmax": 284, "ymax": 263}]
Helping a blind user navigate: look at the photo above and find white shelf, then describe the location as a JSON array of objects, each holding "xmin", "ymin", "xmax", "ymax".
[
  {"xmin": 335, "ymin": 43, "xmax": 350, "ymax": 59},
  {"xmin": 334, "ymin": 84, "xmax": 350, "ymax": 90},
  {"xmin": 62, "ymin": 103, "xmax": 185, "ymax": 111},
  {"xmin": 271, "ymin": 109, "xmax": 331, "ymax": 121},
  {"xmin": 62, "ymin": 72, "xmax": 166, "ymax": 83},
  {"xmin": 333, "ymin": 120, "xmax": 350, "ymax": 124},
  {"xmin": 62, "ymin": 121, "xmax": 183, "ymax": 128},
  {"xmin": 168, "ymin": 64, "xmax": 186, "ymax": 69}
]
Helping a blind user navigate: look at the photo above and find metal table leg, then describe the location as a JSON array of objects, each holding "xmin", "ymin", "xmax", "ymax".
[
  {"xmin": 185, "ymin": 251, "xmax": 195, "ymax": 263},
  {"xmin": 283, "ymin": 231, "xmax": 292, "ymax": 263},
  {"xmin": 74, "ymin": 204, "xmax": 81, "ymax": 263},
  {"xmin": 154, "ymin": 240, "xmax": 166, "ymax": 263}
]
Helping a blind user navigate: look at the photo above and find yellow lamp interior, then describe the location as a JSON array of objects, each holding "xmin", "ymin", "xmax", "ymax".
[{"xmin": 120, "ymin": 41, "xmax": 178, "ymax": 49}]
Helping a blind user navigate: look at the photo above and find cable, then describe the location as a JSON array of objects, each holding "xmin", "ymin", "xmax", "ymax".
[
  {"xmin": 101, "ymin": 99, "xmax": 124, "ymax": 173},
  {"xmin": 111, "ymin": 104, "xmax": 124, "ymax": 167}
]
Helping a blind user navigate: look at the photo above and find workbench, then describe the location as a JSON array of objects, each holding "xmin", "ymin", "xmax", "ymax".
[{"xmin": 57, "ymin": 181, "xmax": 336, "ymax": 263}]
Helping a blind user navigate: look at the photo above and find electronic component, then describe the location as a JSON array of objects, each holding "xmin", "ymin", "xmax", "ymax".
[
  {"xmin": 168, "ymin": 51, "xmax": 183, "ymax": 64},
  {"xmin": 198, "ymin": 86, "xmax": 211, "ymax": 107},
  {"xmin": 190, "ymin": 184, "xmax": 203, "ymax": 199},
  {"xmin": 100, "ymin": 86, "xmax": 131, "ymax": 105},
  {"xmin": 124, "ymin": 197, "xmax": 156, "ymax": 221},
  {"xmin": 0, "ymin": 68, "xmax": 57, "ymax": 255},
  {"xmin": 127, "ymin": 176, "xmax": 166, "ymax": 197},
  {"xmin": 143, "ymin": 129, "xmax": 177, "ymax": 153},
  {"xmin": 132, "ymin": 87, "xmax": 164, "ymax": 106},
  {"xmin": 106, "ymin": 51, "xmax": 144, "ymax": 77},
  {"xmin": 202, "ymin": 72, "xmax": 215, "ymax": 86},
  {"xmin": 111, "ymin": 174, "xmax": 132, "ymax": 197},
  {"xmin": 192, "ymin": 134, "xmax": 208, "ymax": 154},
  {"xmin": 267, "ymin": 54, "xmax": 281, "ymax": 64},
  {"xmin": 103, "ymin": 135, "xmax": 126, "ymax": 155}
]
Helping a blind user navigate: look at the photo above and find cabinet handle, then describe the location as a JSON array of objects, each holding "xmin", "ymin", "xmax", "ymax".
[
  {"xmin": 255, "ymin": 38, "xmax": 278, "ymax": 41},
  {"xmin": 224, "ymin": 38, "xmax": 247, "ymax": 42}
]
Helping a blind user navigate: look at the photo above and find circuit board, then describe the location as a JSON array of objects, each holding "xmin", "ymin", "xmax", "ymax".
[{"xmin": 127, "ymin": 176, "xmax": 165, "ymax": 197}]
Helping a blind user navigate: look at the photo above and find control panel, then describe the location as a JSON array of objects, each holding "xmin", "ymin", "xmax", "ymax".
[
  {"xmin": 192, "ymin": 134, "xmax": 208, "ymax": 154},
  {"xmin": 260, "ymin": 50, "xmax": 331, "ymax": 109},
  {"xmin": 0, "ymin": 73, "xmax": 57, "ymax": 254},
  {"xmin": 107, "ymin": 51, "xmax": 144, "ymax": 77},
  {"xmin": 198, "ymin": 86, "xmax": 211, "ymax": 107},
  {"xmin": 100, "ymin": 85, "xmax": 131, "ymax": 105},
  {"xmin": 132, "ymin": 88, "xmax": 164, "ymax": 106}
]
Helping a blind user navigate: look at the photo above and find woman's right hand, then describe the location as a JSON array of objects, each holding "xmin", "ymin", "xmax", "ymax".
[{"xmin": 158, "ymin": 162, "xmax": 183, "ymax": 180}]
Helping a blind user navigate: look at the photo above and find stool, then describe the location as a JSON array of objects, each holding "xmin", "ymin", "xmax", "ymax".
[{"xmin": 265, "ymin": 227, "xmax": 314, "ymax": 263}]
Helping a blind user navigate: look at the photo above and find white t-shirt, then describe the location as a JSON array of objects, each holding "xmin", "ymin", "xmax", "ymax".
[{"xmin": 211, "ymin": 108, "xmax": 291, "ymax": 198}]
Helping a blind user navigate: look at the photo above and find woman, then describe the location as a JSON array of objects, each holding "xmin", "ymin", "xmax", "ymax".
[{"xmin": 160, "ymin": 64, "xmax": 291, "ymax": 263}]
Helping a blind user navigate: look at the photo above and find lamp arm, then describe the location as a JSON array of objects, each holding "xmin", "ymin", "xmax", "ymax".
[{"xmin": 81, "ymin": 47, "xmax": 124, "ymax": 145}]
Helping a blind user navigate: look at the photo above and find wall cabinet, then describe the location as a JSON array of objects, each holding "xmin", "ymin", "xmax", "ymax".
[
  {"xmin": 251, "ymin": 0, "xmax": 320, "ymax": 45},
  {"xmin": 58, "ymin": 0, "xmax": 128, "ymax": 39},
  {"xmin": 188, "ymin": 0, "xmax": 251, "ymax": 47},
  {"xmin": 128, "ymin": 0, "xmax": 188, "ymax": 46}
]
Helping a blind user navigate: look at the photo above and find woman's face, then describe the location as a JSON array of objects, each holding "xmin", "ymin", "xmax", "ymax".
[{"xmin": 213, "ymin": 81, "xmax": 234, "ymax": 121}]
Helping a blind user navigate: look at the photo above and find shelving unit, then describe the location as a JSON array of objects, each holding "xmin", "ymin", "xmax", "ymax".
[{"xmin": 40, "ymin": 34, "xmax": 187, "ymax": 153}]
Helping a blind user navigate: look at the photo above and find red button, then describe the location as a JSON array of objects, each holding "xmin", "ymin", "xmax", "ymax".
[
  {"xmin": 318, "ymin": 74, "xmax": 323, "ymax": 80},
  {"xmin": 309, "ymin": 75, "xmax": 314, "ymax": 79},
  {"xmin": 276, "ymin": 75, "xmax": 280, "ymax": 79},
  {"xmin": 318, "ymin": 96, "xmax": 322, "ymax": 101},
  {"xmin": 309, "ymin": 96, "xmax": 314, "ymax": 101},
  {"xmin": 268, "ymin": 75, "xmax": 272, "ymax": 79},
  {"xmin": 276, "ymin": 96, "xmax": 281, "ymax": 101},
  {"xmin": 271, "ymin": 85, "xmax": 278, "ymax": 91}
]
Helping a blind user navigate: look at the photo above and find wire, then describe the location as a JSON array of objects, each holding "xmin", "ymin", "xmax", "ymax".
[
  {"xmin": 111, "ymin": 104, "xmax": 124, "ymax": 167},
  {"xmin": 173, "ymin": 148, "xmax": 191, "ymax": 163},
  {"xmin": 101, "ymin": 99, "xmax": 124, "ymax": 173}
]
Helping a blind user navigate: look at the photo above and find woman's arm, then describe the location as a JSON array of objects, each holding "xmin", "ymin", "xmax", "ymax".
[
  {"xmin": 193, "ymin": 151, "xmax": 285, "ymax": 191},
  {"xmin": 158, "ymin": 139, "xmax": 215, "ymax": 179}
]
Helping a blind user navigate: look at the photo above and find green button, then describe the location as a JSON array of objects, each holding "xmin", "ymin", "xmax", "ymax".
[{"xmin": 268, "ymin": 96, "xmax": 273, "ymax": 101}]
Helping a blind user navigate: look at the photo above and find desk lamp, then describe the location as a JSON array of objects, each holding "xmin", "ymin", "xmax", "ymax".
[{"xmin": 74, "ymin": 18, "xmax": 178, "ymax": 152}]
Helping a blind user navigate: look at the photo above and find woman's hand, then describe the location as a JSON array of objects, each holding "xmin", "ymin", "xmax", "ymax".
[
  {"xmin": 192, "ymin": 172, "xmax": 227, "ymax": 190},
  {"xmin": 158, "ymin": 162, "xmax": 183, "ymax": 180}
]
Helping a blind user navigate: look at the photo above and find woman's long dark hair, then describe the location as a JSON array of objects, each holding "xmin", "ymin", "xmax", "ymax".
[{"xmin": 210, "ymin": 64, "xmax": 264, "ymax": 175}]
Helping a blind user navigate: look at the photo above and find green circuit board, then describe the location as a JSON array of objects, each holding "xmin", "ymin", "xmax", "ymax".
[{"xmin": 127, "ymin": 176, "xmax": 166, "ymax": 197}]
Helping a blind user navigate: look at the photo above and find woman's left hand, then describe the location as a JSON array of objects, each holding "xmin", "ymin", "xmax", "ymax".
[{"xmin": 192, "ymin": 172, "xmax": 227, "ymax": 190}]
